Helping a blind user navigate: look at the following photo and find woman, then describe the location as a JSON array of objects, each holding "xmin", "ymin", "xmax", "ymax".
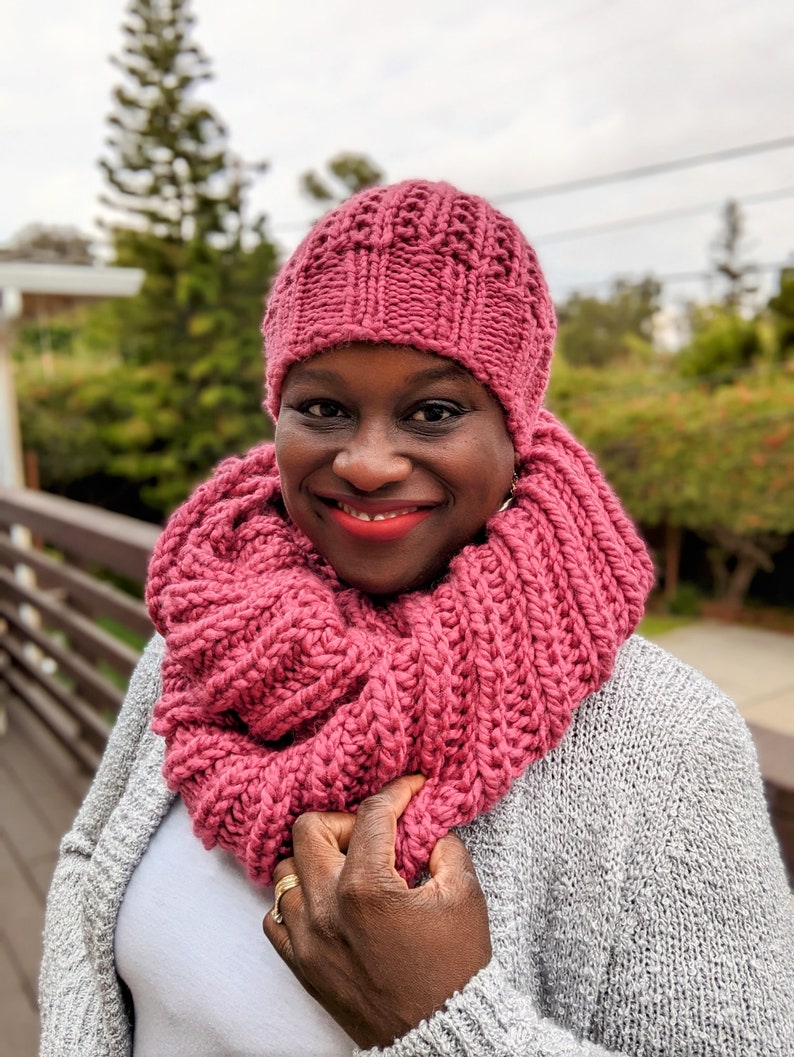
[{"xmin": 39, "ymin": 180, "xmax": 792, "ymax": 1056}]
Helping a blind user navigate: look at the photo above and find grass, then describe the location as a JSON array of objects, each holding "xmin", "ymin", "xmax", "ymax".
[
  {"xmin": 95, "ymin": 617, "xmax": 148, "ymax": 692},
  {"xmin": 637, "ymin": 614, "xmax": 695, "ymax": 639},
  {"xmin": 95, "ymin": 615, "xmax": 148, "ymax": 653}
]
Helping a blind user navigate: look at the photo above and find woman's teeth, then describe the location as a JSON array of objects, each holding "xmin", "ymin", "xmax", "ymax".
[{"xmin": 337, "ymin": 503, "xmax": 419, "ymax": 522}]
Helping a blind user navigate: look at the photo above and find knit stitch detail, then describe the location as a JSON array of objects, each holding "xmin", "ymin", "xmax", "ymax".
[{"xmin": 147, "ymin": 411, "xmax": 653, "ymax": 886}]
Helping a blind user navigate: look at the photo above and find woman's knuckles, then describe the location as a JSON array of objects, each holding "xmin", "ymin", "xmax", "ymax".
[
  {"xmin": 290, "ymin": 811, "xmax": 326, "ymax": 845},
  {"xmin": 334, "ymin": 869, "xmax": 404, "ymax": 917}
]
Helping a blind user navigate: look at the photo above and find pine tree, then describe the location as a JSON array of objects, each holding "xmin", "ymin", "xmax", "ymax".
[
  {"xmin": 80, "ymin": 0, "xmax": 279, "ymax": 514},
  {"xmin": 99, "ymin": 0, "xmax": 232, "ymax": 244},
  {"xmin": 710, "ymin": 199, "xmax": 758, "ymax": 314}
]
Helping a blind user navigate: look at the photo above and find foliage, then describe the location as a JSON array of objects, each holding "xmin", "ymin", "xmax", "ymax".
[
  {"xmin": 673, "ymin": 200, "xmax": 771, "ymax": 382},
  {"xmin": 554, "ymin": 276, "xmax": 661, "ymax": 367},
  {"xmin": 665, "ymin": 583, "xmax": 704, "ymax": 617},
  {"xmin": 16, "ymin": 0, "xmax": 279, "ymax": 519},
  {"xmin": 16, "ymin": 342, "xmax": 274, "ymax": 516},
  {"xmin": 769, "ymin": 266, "xmax": 794, "ymax": 357},
  {"xmin": 300, "ymin": 152, "xmax": 383, "ymax": 205},
  {"xmin": 13, "ymin": 314, "xmax": 85, "ymax": 359},
  {"xmin": 16, "ymin": 352, "xmax": 118, "ymax": 488},
  {"xmin": 558, "ymin": 368, "xmax": 794, "ymax": 533},
  {"xmin": 547, "ymin": 356, "xmax": 673, "ymax": 409},
  {"xmin": 675, "ymin": 263, "xmax": 793, "ymax": 382},
  {"xmin": 675, "ymin": 308, "xmax": 767, "ymax": 380},
  {"xmin": 0, "ymin": 224, "xmax": 94, "ymax": 264},
  {"xmin": 553, "ymin": 364, "xmax": 794, "ymax": 604},
  {"xmin": 100, "ymin": 0, "xmax": 276, "ymax": 510}
]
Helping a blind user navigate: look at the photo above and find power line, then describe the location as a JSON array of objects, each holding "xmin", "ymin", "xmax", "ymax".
[
  {"xmin": 490, "ymin": 136, "xmax": 794, "ymax": 204},
  {"xmin": 270, "ymin": 135, "xmax": 794, "ymax": 234},
  {"xmin": 565, "ymin": 261, "xmax": 789, "ymax": 293},
  {"xmin": 532, "ymin": 186, "xmax": 794, "ymax": 245}
]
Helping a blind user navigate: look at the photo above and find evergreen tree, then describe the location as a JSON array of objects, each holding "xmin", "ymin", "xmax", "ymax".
[
  {"xmin": 99, "ymin": 0, "xmax": 231, "ymax": 243},
  {"xmin": 72, "ymin": 0, "xmax": 280, "ymax": 515},
  {"xmin": 555, "ymin": 277, "xmax": 662, "ymax": 367},
  {"xmin": 710, "ymin": 199, "xmax": 758, "ymax": 313}
]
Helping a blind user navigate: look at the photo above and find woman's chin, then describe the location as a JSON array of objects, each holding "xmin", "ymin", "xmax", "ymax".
[{"xmin": 335, "ymin": 560, "xmax": 448, "ymax": 599}]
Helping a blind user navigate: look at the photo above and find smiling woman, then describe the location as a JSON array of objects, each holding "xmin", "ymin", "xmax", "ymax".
[
  {"xmin": 39, "ymin": 180, "xmax": 792, "ymax": 1057},
  {"xmin": 275, "ymin": 344, "xmax": 515, "ymax": 594}
]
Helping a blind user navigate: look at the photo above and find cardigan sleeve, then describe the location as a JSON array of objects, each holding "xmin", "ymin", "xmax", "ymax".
[
  {"xmin": 38, "ymin": 636, "xmax": 165, "ymax": 1057},
  {"xmin": 366, "ymin": 685, "xmax": 793, "ymax": 1057}
]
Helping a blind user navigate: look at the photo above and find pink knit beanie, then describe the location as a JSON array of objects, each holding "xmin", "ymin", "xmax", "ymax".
[{"xmin": 263, "ymin": 179, "xmax": 556, "ymax": 459}]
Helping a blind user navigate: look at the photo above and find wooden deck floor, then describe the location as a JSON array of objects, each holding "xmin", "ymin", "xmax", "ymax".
[{"xmin": 0, "ymin": 685, "xmax": 89, "ymax": 1057}]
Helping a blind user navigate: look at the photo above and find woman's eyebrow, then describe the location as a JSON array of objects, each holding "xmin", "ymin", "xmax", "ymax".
[
  {"xmin": 287, "ymin": 368, "xmax": 340, "ymax": 384},
  {"xmin": 406, "ymin": 364, "xmax": 471, "ymax": 385}
]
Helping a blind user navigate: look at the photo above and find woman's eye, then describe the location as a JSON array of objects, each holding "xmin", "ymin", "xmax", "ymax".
[
  {"xmin": 410, "ymin": 402, "xmax": 461, "ymax": 423},
  {"xmin": 301, "ymin": 400, "xmax": 345, "ymax": 419}
]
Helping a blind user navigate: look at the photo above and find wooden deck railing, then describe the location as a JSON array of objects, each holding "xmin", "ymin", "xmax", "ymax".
[{"xmin": 0, "ymin": 486, "xmax": 160, "ymax": 770}]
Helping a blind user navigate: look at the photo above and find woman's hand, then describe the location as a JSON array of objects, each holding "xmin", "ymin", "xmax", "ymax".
[{"xmin": 262, "ymin": 775, "xmax": 492, "ymax": 1049}]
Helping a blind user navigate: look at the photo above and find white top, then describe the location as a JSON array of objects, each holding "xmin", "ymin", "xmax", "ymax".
[{"xmin": 115, "ymin": 797, "xmax": 353, "ymax": 1056}]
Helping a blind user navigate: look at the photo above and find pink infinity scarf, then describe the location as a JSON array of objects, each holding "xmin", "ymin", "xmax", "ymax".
[{"xmin": 147, "ymin": 411, "xmax": 654, "ymax": 885}]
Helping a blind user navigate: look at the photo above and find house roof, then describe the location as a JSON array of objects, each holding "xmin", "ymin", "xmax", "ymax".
[{"xmin": 0, "ymin": 261, "xmax": 144, "ymax": 306}]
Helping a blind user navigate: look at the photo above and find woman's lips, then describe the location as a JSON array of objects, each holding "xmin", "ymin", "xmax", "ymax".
[{"xmin": 322, "ymin": 499, "xmax": 437, "ymax": 542}]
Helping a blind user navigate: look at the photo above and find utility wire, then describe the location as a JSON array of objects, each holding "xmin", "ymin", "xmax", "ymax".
[
  {"xmin": 490, "ymin": 136, "xmax": 794, "ymax": 204},
  {"xmin": 566, "ymin": 261, "xmax": 789, "ymax": 292},
  {"xmin": 270, "ymin": 135, "xmax": 794, "ymax": 234},
  {"xmin": 532, "ymin": 186, "xmax": 794, "ymax": 245}
]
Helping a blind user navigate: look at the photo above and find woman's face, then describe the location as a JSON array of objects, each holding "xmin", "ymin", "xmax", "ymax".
[{"xmin": 275, "ymin": 344, "xmax": 515, "ymax": 596}]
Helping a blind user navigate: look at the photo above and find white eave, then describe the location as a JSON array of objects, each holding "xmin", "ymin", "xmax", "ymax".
[{"xmin": 0, "ymin": 261, "xmax": 144, "ymax": 299}]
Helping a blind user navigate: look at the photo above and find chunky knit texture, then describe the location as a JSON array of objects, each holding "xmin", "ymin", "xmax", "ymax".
[
  {"xmin": 149, "ymin": 179, "xmax": 653, "ymax": 885},
  {"xmin": 39, "ymin": 636, "xmax": 794, "ymax": 1056},
  {"xmin": 263, "ymin": 180, "xmax": 556, "ymax": 459},
  {"xmin": 147, "ymin": 412, "xmax": 654, "ymax": 885}
]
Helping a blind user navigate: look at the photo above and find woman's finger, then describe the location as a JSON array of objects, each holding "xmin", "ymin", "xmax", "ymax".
[
  {"xmin": 426, "ymin": 832, "xmax": 480, "ymax": 890},
  {"xmin": 262, "ymin": 910, "xmax": 328, "ymax": 1014},
  {"xmin": 263, "ymin": 901, "xmax": 297, "ymax": 963},
  {"xmin": 291, "ymin": 809, "xmax": 356, "ymax": 857},
  {"xmin": 343, "ymin": 774, "xmax": 425, "ymax": 879}
]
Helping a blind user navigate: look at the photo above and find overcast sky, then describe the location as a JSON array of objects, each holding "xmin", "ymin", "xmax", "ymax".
[{"xmin": 2, "ymin": 0, "xmax": 792, "ymax": 309}]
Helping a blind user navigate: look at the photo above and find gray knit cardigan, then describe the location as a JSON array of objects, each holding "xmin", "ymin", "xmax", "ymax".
[{"xmin": 39, "ymin": 634, "xmax": 793, "ymax": 1056}]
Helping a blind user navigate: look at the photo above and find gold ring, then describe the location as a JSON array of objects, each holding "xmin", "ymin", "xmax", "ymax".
[{"xmin": 272, "ymin": 873, "xmax": 301, "ymax": 924}]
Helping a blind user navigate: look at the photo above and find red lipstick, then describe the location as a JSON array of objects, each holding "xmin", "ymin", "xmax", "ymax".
[{"xmin": 323, "ymin": 498, "xmax": 436, "ymax": 542}]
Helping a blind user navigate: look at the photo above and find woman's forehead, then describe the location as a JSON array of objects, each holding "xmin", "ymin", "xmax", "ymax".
[{"xmin": 284, "ymin": 343, "xmax": 474, "ymax": 385}]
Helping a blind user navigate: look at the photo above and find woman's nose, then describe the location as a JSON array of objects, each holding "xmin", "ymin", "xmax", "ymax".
[{"xmin": 332, "ymin": 424, "xmax": 412, "ymax": 492}]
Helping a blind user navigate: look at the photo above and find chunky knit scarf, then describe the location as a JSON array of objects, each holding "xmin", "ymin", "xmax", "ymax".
[{"xmin": 147, "ymin": 411, "xmax": 654, "ymax": 886}]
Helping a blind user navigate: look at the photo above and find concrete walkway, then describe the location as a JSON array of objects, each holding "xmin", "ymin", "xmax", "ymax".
[{"xmin": 648, "ymin": 621, "xmax": 793, "ymax": 788}]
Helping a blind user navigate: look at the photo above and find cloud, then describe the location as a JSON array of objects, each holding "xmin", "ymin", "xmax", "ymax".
[{"xmin": 1, "ymin": 0, "xmax": 792, "ymax": 304}]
